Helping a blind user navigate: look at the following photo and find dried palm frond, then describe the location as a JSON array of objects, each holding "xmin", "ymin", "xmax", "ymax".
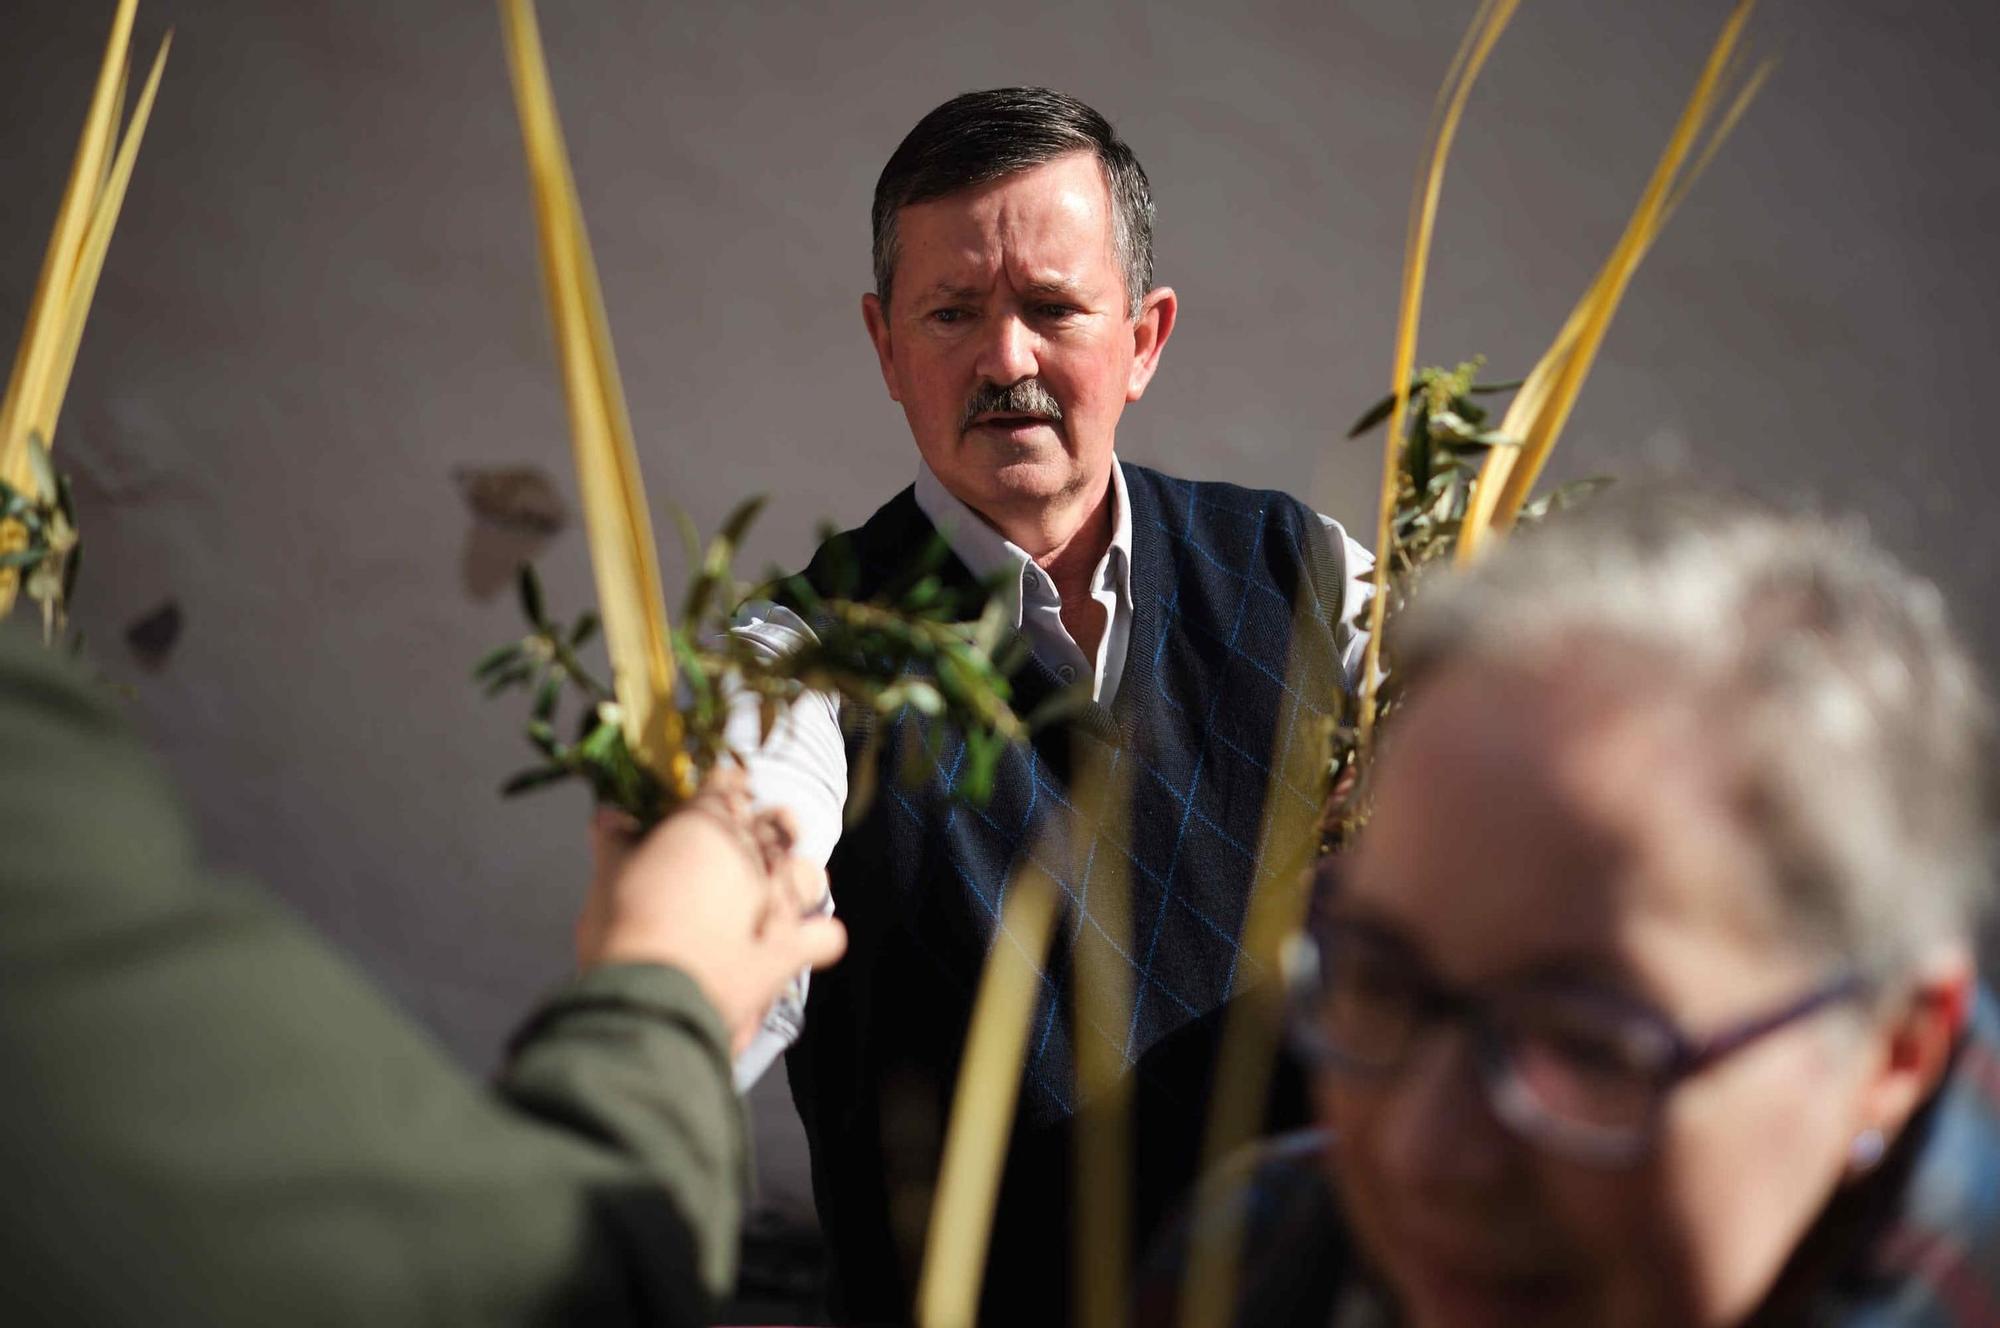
[
  {"xmin": 915, "ymin": 869, "xmax": 1061, "ymax": 1328},
  {"xmin": 1455, "ymin": 0, "xmax": 1768, "ymax": 562},
  {"xmin": 1178, "ymin": 3, "xmax": 1770, "ymax": 1323},
  {"xmin": 1176, "ymin": 577, "xmax": 1342, "ymax": 1328},
  {"xmin": 1353, "ymin": 0, "xmax": 1522, "ymax": 747},
  {"xmin": 498, "ymin": 0, "xmax": 687, "ymax": 800},
  {"xmin": 0, "ymin": 0, "xmax": 169, "ymax": 640},
  {"xmin": 1054, "ymin": 740, "xmax": 1140, "ymax": 1328},
  {"xmin": 1329, "ymin": 0, "xmax": 1770, "ymax": 846}
]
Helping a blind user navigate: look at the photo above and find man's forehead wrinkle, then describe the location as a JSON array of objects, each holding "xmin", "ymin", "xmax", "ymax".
[
  {"xmin": 910, "ymin": 256, "xmax": 1098, "ymax": 305},
  {"xmin": 894, "ymin": 155, "xmax": 1118, "ymax": 306}
]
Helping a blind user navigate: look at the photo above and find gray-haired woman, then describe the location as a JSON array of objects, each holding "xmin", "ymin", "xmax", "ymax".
[{"xmin": 1172, "ymin": 491, "xmax": 2000, "ymax": 1327}]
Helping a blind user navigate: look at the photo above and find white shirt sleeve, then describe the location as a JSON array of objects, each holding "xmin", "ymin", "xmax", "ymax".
[
  {"xmin": 1318, "ymin": 514, "xmax": 1377, "ymax": 690},
  {"xmin": 721, "ymin": 600, "xmax": 848, "ymax": 1091}
]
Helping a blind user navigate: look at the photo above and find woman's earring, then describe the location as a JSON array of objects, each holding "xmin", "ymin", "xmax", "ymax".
[{"xmin": 1849, "ymin": 1127, "xmax": 1886, "ymax": 1175}]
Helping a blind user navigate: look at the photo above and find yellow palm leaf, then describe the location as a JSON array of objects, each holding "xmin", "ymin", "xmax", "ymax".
[
  {"xmin": 1355, "ymin": 0, "xmax": 1520, "ymax": 746},
  {"xmin": 34, "ymin": 35, "xmax": 172, "ymax": 449},
  {"xmin": 498, "ymin": 0, "xmax": 687, "ymax": 796},
  {"xmin": 0, "ymin": 0, "xmax": 138, "ymax": 491},
  {"xmin": 915, "ymin": 872, "xmax": 1061, "ymax": 1328},
  {"xmin": 1458, "ymin": 0, "xmax": 1766, "ymax": 559},
  {"xmin": 1177, "ymin": 581, "xmax": 1339, "ymax": 1328},
  {"xmin": 1066, "ymin": 745, "xmax": 1135, "ymax": 1328},
  {"xmin": 1, "ymin": 1, "xmax": 163, "ymax": 620},
  {"xmin": 909, "ymin": 740, "xmax": 1135, "ymax": 1328}
]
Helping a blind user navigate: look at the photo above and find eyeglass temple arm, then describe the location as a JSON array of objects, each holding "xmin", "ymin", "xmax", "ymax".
[{"xmin": 1676, "ymin": 974, "xmax": 1871, "ymax": 1076}]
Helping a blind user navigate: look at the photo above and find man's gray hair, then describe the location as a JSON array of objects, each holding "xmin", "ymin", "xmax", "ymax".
[{"xmin": 1397, "ymin": 488, "xmax": 1993, "ymax": 976}]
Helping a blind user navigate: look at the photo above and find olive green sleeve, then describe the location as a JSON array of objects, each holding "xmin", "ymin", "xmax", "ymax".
[{"xmin": 0, "ymin": 627, "xmax": 745, "ymax": 1326}]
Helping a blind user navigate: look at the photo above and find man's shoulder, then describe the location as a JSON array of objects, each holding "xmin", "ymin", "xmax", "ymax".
[
  {"xmin": 1120, "ymin": 461, "xmax": 1322, "ymax": 531},
  {"xmin": 811, "ymin": 483, "xmax": 927, "ymax": 554},
  {"xmin": 786, "ymin": 484, "xmax": 961, "ymax": 605},
  {"xmin": 798, "ymin": 482, "xmax": 914, "ymax": 559},
  {"xmin": 1121, "ymin": 463, "xmax": 1361, "ymax": 640}
]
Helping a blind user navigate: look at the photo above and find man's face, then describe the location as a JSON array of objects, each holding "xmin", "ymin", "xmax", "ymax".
[{"xmin": 862, "ymin": 151, "xmax": 1174, "ymax": 533}]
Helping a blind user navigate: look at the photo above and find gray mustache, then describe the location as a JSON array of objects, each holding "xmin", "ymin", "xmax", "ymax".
[{"xmin": 960, "ymin": 379, "xmax": 1063, "ymax": 433}]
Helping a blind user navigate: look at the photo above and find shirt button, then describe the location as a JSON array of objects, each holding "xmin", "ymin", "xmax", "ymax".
[{"xmin": 1057, "ymin": 665, "xmax": 1078, "ymax": 684}]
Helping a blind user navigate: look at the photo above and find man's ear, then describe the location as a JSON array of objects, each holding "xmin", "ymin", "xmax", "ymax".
[
  {"xmin": 1852, "ymin": 952, "xmax": 1973, "ymax": 1163},
  {"xmin": 862, "ymin": 292, "xmax": 901, "ymax": 403},
  {"xmin": 1126, "ymin": 285, "xmax": 1178, "ymax": 403}
]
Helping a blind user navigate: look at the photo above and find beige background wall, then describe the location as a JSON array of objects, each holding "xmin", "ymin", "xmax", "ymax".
[{"xmin": 5, "ymin": 0, "xmax": 1996, "ymax": 1230}]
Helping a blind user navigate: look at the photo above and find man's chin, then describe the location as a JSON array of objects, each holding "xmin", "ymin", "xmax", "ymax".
[{"xmin": 951, "ymin": 430, "xmax": 1079, "ymax": 492}]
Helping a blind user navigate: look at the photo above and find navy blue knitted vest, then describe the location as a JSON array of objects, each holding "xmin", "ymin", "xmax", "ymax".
[{"xmin": 784, "ymin": 463, "xmax": 1350, "ymax": 1324}]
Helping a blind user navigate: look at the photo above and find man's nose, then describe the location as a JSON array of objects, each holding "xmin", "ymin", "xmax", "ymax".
[
  {"xmin": 1374, "ymin": 1026, "xmax": 1517, "ymax": 1196},
  {"xmin": 972, "ymin": 312, "xmax": 1040, "ymax": 386}
]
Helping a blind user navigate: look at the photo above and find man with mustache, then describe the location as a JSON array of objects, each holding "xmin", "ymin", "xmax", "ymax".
[{"xmin": 728, "ymin": 87, "xmax": 1373, "ymax": 1323}]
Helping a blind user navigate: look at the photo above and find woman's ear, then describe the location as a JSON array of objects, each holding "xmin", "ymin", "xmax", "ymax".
[{"xmin": 1851, "ymin": 951, "xmax": 1974, "ymax": 1172}]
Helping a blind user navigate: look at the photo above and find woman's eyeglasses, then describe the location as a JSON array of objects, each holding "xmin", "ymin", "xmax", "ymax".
[{"xmin": 1287, "ymin": 919, "xmax": 1868, "ymax": 1166}]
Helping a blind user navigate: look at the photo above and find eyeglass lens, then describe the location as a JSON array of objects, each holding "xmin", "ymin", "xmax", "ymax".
[{"xmin": 1306, "ymin": 926, "xmax": 1676, "ymax": 1154}]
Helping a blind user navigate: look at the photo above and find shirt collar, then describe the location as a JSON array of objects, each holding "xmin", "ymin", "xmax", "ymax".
[{"xmin": 911, "ymin": 457, "xmax": 1133, "ymax": 624}]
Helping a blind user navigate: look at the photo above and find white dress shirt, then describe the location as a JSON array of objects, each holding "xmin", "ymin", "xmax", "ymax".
[{"xmin": 724, "ymin": 457, "xmax": 1374, "ymax": 1087}]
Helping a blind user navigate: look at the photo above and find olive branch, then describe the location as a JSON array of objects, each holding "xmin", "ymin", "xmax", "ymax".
[
  {"xmin": 474, "ymin": 495, "xmax": 1042, "ymax": 827},
  {"xmin": 0, "ymin": 434, "xmax": 85, "ymax": 650},
  {"xmin": 1320, "ymin": 359, "xmax": 1610, "ymax": 848}
]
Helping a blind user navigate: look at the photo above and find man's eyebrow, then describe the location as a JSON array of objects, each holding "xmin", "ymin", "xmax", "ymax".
[
  {"xmin": 919, "ymin": 282, "xmax": 985, "ymax": 303},
  {"xmin": 1021, "ymin": 279, "xmax": 1086, "ymax": 300}
]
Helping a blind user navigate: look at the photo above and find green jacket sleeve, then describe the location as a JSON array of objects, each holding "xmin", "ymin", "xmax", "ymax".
[{"xmin": 0, "ymin": 626, "xmax": 746, "ymax": 1326}]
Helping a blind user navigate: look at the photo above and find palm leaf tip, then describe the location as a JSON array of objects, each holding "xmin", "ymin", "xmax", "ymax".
[
  {"xmin": 1355, "ymin": 0, "xmax": 1522, "ymax": 747},
  {"xmin": 0, "ymin": 1, "xmax": 166, "ymax": 625},
  {"xmin": 1461, "ymin": 0, "xmax": 1767, "ymax": 563},
  {"xmin": 498, "ymin": 0, "xmax": 687, "ymax": 796}
]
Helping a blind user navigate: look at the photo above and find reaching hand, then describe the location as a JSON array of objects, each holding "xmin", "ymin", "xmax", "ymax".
[{"xmin": 579, "ymin": 766, "xmax": 845, "ymax": 1054}]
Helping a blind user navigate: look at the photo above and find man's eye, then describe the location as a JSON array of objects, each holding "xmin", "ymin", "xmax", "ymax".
[
  {"xmin": 1036, "ymin": 304, "xmax": 1078, "ymax": 321},
  {"xmin": 929, "ymin": 308, "xmax": 969, "ymax": 325}
]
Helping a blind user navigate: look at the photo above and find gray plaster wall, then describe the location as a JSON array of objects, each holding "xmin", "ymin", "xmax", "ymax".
[{"xmin": 4, "ymin": 0, "xmax": 1996, "ymax": 1231}]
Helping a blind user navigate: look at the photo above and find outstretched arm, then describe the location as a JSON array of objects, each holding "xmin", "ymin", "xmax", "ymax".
[{"xmin": 0, "ymin": 627, "xmax": 841, "ymax": 1325}]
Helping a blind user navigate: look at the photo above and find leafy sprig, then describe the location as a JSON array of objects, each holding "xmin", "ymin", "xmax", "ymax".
[
  {"xmin": 1322, "ymin": 360, "xmax": 1607, "ymax": 848},
  {"xmin": 476, "ymin": 496, "xmax": 1036, "ymax": 827},
  {"xmin": 0, "ymin": 433, "xmax": 84, "ymax": 649}
]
